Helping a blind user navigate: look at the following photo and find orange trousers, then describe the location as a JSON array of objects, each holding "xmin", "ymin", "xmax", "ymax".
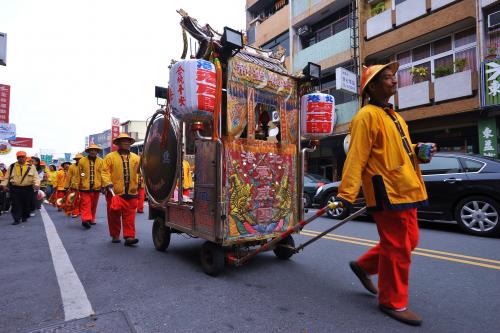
[
  {"xmin": 80, "ymin": 191, "xmax": 100, "ymax": 223},
  {"xmin": 137, "ymin": 188, "xmax": 145, "ymax": 213},
  {"xmin": 106, "ymin": 193, "xmax": 138, "ymax": 239},
  {"xmin": 357, "ymin": 208, "xmax": 419, "ymax": 310}
]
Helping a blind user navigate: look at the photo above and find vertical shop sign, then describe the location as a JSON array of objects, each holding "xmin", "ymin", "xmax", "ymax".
[
  {"xmin": 478, "ymin": 118, "xmax": 498, "ymax": 158},
  {"xmin": 111, "ymin": 117, "xmax": 120, "ymax": 152}
]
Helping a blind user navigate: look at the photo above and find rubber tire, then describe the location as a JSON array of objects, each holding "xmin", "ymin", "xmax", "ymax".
[
  {"xmin": 303, "ymin": 193, "xmax": 312, "ymax": 208},
  {"xmin": 324, "ymin": 193, "xmax": 349, "ymax": 220},
  {"xmin": 454, "ymin": 196, "xmax": 500, "ymax": 237},
  {"xmin": 273, "ymin": 235, "xmax": 295, "ymax": 260},
  {"xmin": 152, "ymin": 217, "xmax": 171, "ymax": 252},
  {"xmin": 200, "ymin": 241, "xmax": 225, "ymax": 276}
]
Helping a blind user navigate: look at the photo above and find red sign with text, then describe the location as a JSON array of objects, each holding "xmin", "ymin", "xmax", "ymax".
[
  {"xmin": 0, "ymin": 84, "xmax": 10, "ymax": 123},
  {"xmin": 111, "ymin": 117, "xmax": 120, "ymax": 151},
  {"xmin": 9, "ymin": 137, "xmax": 33, "ymax": 148}
]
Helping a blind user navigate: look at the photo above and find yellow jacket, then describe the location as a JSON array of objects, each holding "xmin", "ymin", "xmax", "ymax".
[
  {"xmin": 1, "ymin": 162, "xmax": 40, "ymax": 187},
  {"xmin": 55, "ymin": 170, "xmax": 67, "ymax": 191},
  {"xmin": 337, "ymin": 102, "xmax": 428, "ymax": 210},
  {"xmin": 65, "ymin": 163, "xmax": 80, "ymax": 189},
  {"xmin": 78, "ymin": 156, "xmax": 104, "ymax": 191},
  {"xmin": 48, "ymin": 170, "xmax": 58, "ymax": 186},
  {"xmin": 102, "ymin": 151, "xmax": 140, "ymax": 196},
  {"xmin": 183, "ymin": 160, "xmax": 193, "ymax": 189}
]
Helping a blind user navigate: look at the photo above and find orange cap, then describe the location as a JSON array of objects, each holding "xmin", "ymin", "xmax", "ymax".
[
  {"xmin": 360, "ymin": 62, "xmax": 399, "ymax": 96},
  {"xmin": 16, "ymin": 151, "xmax": 27, "ymax": 157}
]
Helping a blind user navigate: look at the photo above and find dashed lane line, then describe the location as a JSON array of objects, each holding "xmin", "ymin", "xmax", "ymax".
[
  {"xmin": 299, "ymin": 230, "xmax": 500, "ymax": 271},
  {"xmin": 40, "ymin": 206, "xmax": 94, "ymax": 321}
]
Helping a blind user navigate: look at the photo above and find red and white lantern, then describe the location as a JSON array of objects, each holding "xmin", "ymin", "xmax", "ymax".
[
  {"xmin": 300, "ymin": 92, "xmax": 336, "ymax": 139},
  {"xmin": 168, "ymin": 59, "xmax": 217, "ymax": 123}
]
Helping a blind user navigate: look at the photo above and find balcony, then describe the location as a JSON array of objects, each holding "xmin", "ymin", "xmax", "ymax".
[
  {"xmin": 366, "ymin": 9, "xmax": 393, "ymax": 39},
  {"xmin": 434, "ymin": 70, "xmax": 474, "ymax": 102},
  {"xmin": 293, "ymin": 29, "xmax": 350, "ymax": 73},
  {"xmin": 482, "ymin": 0, "xmax": 496, "ymax": 8},
  {"xmin": 396, "ymin": 0, "xmax": 427, "ymax": 27},
  {"xmin": 336, "ymin": 100, "xmax": 358, "ymax": 125},
  {"xmin": 253, "ymin": 4, "xmax": 289, "ymax": 47},
  {"xmin": 397, "ymin": 81, "xmax": 432, "ymax": 109},
  {"xmin": 432, "ymin": 0, "xmax": 458, "ymax": 10},
  {"xmin": 292, "ymin": 0, "xmax": 322, "ymax": 18}
]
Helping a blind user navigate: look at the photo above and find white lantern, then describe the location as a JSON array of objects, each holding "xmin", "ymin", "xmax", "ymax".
[
  {"xmin": 300, "ymin": 93, "xmax": 336, "ymax": 139},
  {"xmin": 168, "ymin": 59, "xmax": 217, "ymax": 122}
]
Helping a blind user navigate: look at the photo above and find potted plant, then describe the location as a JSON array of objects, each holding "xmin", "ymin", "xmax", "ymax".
[
  {"xmin": 371, "ymin": 1, "xmax": 386, "ymax": 16},
  {"xmin": 454, "ymin": 58, "xmax": 467, "ymax": 73},
  {"xmin": 410, "ymin": 66, "xmax": 429, "ymax": 84},
  {"xmin": 433, "ymin": 64, "xmax": 454, "ymax": 78},
  {"xmin": 487, "ymin": 43, "xmax": 497, "ymax": 60}
]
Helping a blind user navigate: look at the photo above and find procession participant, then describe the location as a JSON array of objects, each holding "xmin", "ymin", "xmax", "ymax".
[
  {"xmin": 45, "ymin": 164, "xmax": 57, "ymax": 200},
  {"xmin": 0, "ymin": 151, "xmax": 40, "ymax": 225},
  {"xmin": 31, "ymin": 157, "xmax": 45, "ymax": 212},
  {"xmin": 335, "ymin": 63, "xmax": 436, "ymax": 326},
  {"xmin": 78, "ymin": 144, "xmax": 104, "ymax": 229},
  {"xmin": 64, "ymin": 153, "xmax": 83, "ymax": 217},
  {"xmin": 102, "ymin": 133, "xmax": 141, "ymax": 246},
  {"xmin": 55, "ymin": 162, "xmax": 71, "ymax": 211}
]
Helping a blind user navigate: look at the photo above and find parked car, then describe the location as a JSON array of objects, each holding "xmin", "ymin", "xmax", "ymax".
[
  {"xmin": 313, "ymin": 153, "xmax": 500, "ymax": 237},
  {"xmin": 303, "ymin": 173, "xmax": 331, "ymax": 208}
]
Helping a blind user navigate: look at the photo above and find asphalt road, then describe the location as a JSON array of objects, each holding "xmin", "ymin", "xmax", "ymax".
[{"xmin": 1, "ymin": 198, "xmax": 499, "ymax": 333}]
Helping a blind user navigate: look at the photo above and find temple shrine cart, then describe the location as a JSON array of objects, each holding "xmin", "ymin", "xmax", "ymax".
[{"xmin": 141, "ymin": 10, "xmax": 357, "ymax": 276}]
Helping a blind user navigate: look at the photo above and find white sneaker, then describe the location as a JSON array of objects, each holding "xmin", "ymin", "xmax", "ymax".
[{"xmin": 30, "ymin": 213, "xmax": 35, "ymax": 217}]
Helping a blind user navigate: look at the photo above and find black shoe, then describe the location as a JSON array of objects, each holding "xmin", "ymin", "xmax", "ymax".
[
  {"xmin": 21, "ymin": 218, "xmax": 28, "ymax": 223},
  {"xmin": 349, "ymin": 261, "xmax": 378, "ymax": 295},
  {"xmin": 82, "ymin": 222, "xmax": 91, "ymax": 229},
  {"xmin": 89, "ymin": 222, "xmax": 96, "ymax": 225},
  {"xmin": 111, "ymin": 238, "xmax": 121, "ymax": 243},
  {"xmin": 12, "ymin": 220, "xmax": 20, "ymax": 225},
  {"xmin": 124, "ymin": 238, "xmax": 139, "ymax": 246}
]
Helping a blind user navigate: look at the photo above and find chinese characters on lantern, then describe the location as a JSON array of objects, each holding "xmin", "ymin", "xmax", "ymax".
[
  {"xmin": 196, "ymin": 60, "xmax": 216, "ymax": 112},
  {"xmin": 300, "ymin": 93, "xmax": 336, "ymax": 138}
]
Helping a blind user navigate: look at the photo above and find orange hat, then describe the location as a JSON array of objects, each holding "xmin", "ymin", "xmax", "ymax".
[
  {"xmin": 16, "ymin": 151, "xmax": 27, "ymax": 157},
  {"xmin": 85, "ymin": 143, "xmax": 103, "ymax": 152},
  {"xmin": 73, "ymin": 153, "xmax": 84, "ymax": 160},
  {"xmin": 360, "ymin": 62, "xmax": 399, "ymax": 96},
  {"xmin": 40, "ymin": 161, "xmax": 46, "ymax": 166},
  {"xmin": 113, "ymin": 133, "xmax": 136, "ymax": 145}
]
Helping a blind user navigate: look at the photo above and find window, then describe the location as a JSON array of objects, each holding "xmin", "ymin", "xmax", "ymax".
[
  {"xmin": 395, "ymin": 28, "xmax": 477, "ymax": 88},
  {"xmin": 420, "ymin": 157, "xmax": 463, "ymax": 175},
  {"xmin": 261, "ymin": 31, "xmax": 290, "ymax": 57},
  {"xmin": 302, "ymin": 7, "xmax": 350, "ymax": 49},
  {"xmin": 461, "ymin": 158, "xmax": 484, "ymax": 172}
]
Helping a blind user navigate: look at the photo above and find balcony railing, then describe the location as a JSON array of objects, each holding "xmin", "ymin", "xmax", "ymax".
[
  {"xmin": 431, "ymin": 0, "xmax": 458, "ymax": 10},
  {"xmin": 396, "ymin": 0, "xmax": 426, "ymax": 26},
  {"xmin": 366, "ymin": 9, "xmax": 392, "ymax": 39},
  {"xmin": 292, "ymin": 29, "xmax": 350, "ymax": 73}
]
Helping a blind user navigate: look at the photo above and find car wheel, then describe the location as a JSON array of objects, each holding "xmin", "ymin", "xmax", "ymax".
[
  {"xmin": 455, "ymin": 196, "xmax": 500, "ymax": 237},
  {"xmin": 303, "ymin": 193, "xmax": 312, "ymax": 208},
  {"xmin": 324, "ymin": 193, "xmax": 349, "ymax": 220}
]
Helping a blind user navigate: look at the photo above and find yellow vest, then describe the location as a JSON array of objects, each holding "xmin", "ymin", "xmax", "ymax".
[
  {"xmin": 102, "ymin": 151, "xmax": 140, "ymax": 196},
  {"xmin": 78, "ymin": 156, "xmax": 104, "ymax": 191},
  {"xmin": 65, "ymin": 163, "xmax": 80, "ymax": 189},
  {"xmin": 337, "ymin": 103, "xmax": 428, "ymax": 210},
  {"xmin": 1, "ymin": 162, "xmax": 40, "ymax": 187}
]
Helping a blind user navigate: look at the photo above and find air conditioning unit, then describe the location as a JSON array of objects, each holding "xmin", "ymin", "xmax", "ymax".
[
  {"xmin": 488, "ymin": 10, "xmax": 500, "ymax": 30},
  {"xmin": 298, "ymin": 25, "xmax": 311, "ymax": 37}
]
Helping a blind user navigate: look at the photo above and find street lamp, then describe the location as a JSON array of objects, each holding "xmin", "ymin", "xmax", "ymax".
[{"xmin": 303, "ymin": 62, "xmax": 322, "ymax": 91}]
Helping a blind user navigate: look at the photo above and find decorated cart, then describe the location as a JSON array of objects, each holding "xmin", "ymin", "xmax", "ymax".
[{"xmin": 141, "ymin": 10, "xmax": 350, "ymax": 276}]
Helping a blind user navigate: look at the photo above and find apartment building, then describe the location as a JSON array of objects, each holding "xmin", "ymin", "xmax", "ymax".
[
  {"xmin": 361, "ymin": 0, "xmax": 497, "ymax": 157},
  {"xmin": 246, "ymin": 0, "xmax": 359, "ymax": 180}
]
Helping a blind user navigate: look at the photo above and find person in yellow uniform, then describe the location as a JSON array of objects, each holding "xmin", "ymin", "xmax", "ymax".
[
  {"xmin": 55, "ymin": 162, "xmax": 71, "ymax": 211},
  {"xmin": 65, "ymin": 153, "xmax": 83, "ymax": 217},
  {"xmin": 78, "ymin": 144, "xmax": 104, "ymax": 229},
  {"xmin": 46, "ymin": 164, "xmax": 58, "ymax": 201},
  {"xmin": 102, "ymin": 133, "xmax": 141, "ymax": 246},
  {"xmin": 0, "ymin": 151, "xmax": 40, "ymax": 224}
]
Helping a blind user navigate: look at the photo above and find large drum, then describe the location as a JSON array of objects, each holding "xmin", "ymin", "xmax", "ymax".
[{"xmin": 141, "ymin": 115, "xmax": 180, "ymax": 205}]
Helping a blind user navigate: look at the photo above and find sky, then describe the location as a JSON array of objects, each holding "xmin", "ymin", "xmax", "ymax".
[{"xmin": 0, "ymin": 0, "xmax": 246, "ymax": 164}]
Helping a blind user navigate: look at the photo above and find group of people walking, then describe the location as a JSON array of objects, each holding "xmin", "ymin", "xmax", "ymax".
[{"xmin": 1, "ymin": 133, "xmax": 145, "ymax": 247}]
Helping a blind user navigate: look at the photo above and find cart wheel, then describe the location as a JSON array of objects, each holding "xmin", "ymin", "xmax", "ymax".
[
  {"xmin": 152, "ymin": 217, "xmax": 171, "ymax": 252},
  {"xmin": 200, "ymin": 241, "xmax": 225, "ymax": 276},
  {"xmin": 273, "ymin": 235, "xmax": 295, "ymax": 260}
]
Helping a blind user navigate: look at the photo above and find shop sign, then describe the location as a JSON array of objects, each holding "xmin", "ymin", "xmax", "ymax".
[
  {"xmin": 482, "ymin": 60, "xmax": 500, "ymax": 107},
  {"xmin": 111, "ymin": 117, "xmax": 120, "ymax": 152},
  {"xmin": 0, "ymin": 122, "xmax": 15, "ymax": 140},
  {"xmin": 9, "ymin": 137, "xmax": 32, "ymax": 148},
  {"xmin": 0, "ymin": 84, "xmax": 10, "ymax": 123},
  {"xmin": 478, "ymin": 118, "xmax": 498, "ymax": 158},
  {"xmin": 335, "ymin": 67, "xmax": 357, "ymax": 95}
]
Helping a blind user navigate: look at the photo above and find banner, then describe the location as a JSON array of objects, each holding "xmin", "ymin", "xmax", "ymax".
[
  {"xmin": 0, "ymin": 140, "xmax": 11, "ymax": 155},
  {"xmin": 0, "ymin": 122, "xmax": 15, "ymax": 140},
  {"xmin": 9, "ymin": 137, "xmax": 32, "ymax": 148},
  {"xmin": 64, "ymin": 153, "xmax": 71, "ymax": 162},
  {"xmin": 111, "ymin": 117, "xmax": 120, "ymax": 152},
  {"xmin": 0, "ymin": 84, "xmax": 10, "ymax": 123},
  {"xmin": 478, "ymin": 118, "xmax": 498, "ymax": 158}
]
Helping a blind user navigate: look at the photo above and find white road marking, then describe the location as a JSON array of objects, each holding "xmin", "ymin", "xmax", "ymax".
[{"xmin": 40, "ymin": 206, "xmax": 94, "ymax": 321}]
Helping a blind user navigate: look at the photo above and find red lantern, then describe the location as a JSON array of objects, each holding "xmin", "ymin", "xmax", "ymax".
[{"xmin": 300, "ymin": 93, "xmax": 336, "ymax": 139}]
